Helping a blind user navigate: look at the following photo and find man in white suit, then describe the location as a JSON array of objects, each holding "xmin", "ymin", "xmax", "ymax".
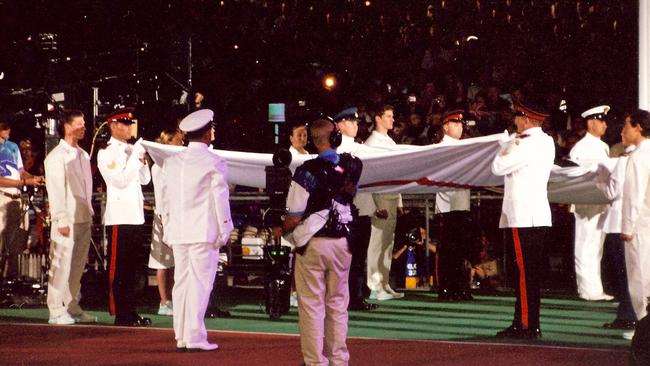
[
  {"xmin": 365, "ymin": 105, "xmax": 404, "ymax": 300},
  {"xmin": 570, "ymin": 105, "xmax": 613, "ymax": 301},
  {"xmin": 492, "ymin": 103, "xmax": 555, "ymax": 339},
  {"xmin": 45, "ymin": 110, "xmax": 96, "ymax": 325},
  {"xmin": 97, "ymin": 109, "xmax": 152, "ymax": 326},
  {"xmin": 621, "ymin": 109, "xmax": 650, "ymax": 340},
  {"xmin": 160, "ymin": 109, "xmax": 233, "ymax": 351}
]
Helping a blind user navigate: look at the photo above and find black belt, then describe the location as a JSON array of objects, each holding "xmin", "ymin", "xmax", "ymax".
[{"xmin": 1, "ymin": 192, "xmax": 21, "ymax": 200}]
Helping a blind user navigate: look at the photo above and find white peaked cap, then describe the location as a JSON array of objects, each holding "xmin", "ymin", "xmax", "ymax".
[{"xmin": 179, "ymin": 109, "xmax": 214, "ymax": 132}]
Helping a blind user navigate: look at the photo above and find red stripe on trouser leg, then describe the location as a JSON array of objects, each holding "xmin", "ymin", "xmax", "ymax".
[
  {"xmin": 512, "ymin": 228, "xmax": 528, "ymax": 329},
  {"xmin": 108, "ymin": 226, "xmax": 118, "ymax": 316}
]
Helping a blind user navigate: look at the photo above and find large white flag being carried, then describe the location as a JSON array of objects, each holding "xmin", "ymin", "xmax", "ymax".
[{"xmin": 140, "ymin": 132, "xmax": 610, "ymax": 205}]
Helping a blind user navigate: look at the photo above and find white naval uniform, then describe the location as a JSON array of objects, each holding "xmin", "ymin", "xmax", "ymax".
[
  {"xmin": 621, "ymin": 139, "xmax": 650, "ymax": 320},
  {"xmin": 364, "ymin": 131, "xmax": 403, "ymax": 293},
  {"xmin": 569, "ymin": 132, "xmax": 611, "ymax": 299},
  {"xmin": 160, "ymin": 142, "xmax": 233, "ymax": 347},
  {"xmin": 44, "ymin": 140, "xmax": 94, "ymax": 319}
]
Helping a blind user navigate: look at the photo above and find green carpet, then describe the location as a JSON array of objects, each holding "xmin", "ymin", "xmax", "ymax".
[{"xmin": 0, "ymin": 292, "xmax": 630, "ymax": 349}]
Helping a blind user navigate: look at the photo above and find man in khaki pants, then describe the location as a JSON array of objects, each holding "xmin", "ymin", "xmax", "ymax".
[
  {"xmin": 364, "ymin": 105, "xmax": 404, "ymax": 300},
  {"xmin": 44, "ymin": 110, "xmax": 96, "ymax": 325},
  {"xmin": 284, "ymin": 119, "xmax": 361, "ymax": 366}
]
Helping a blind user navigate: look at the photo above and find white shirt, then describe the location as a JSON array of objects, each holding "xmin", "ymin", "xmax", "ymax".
[
  {"xmin": 622, "ymin": 139, "xmax": 650, "ymax": 236},
  {"xmin": 569, "ymin": 132, "xmax": 610, "ymax": 215},
  {"xmin": 491, "ymin": 127, "xmax": 555, "ymax": 228},
  {"xmin": 160, "ymin": 142, "xmax": 233, "ymax": 246},
  {"xmin": 337, "ymin": 135, "xmax": 380, "ymax": 216},
  {"xmin": 435, "ymin": 135, "xmax": 470, "ymax": 213},
  {"xmin": 289, "ymin": 145, "xmax": 308, "ymax": 157},
  {"xmin": 595, "ymin": 146, "xmax": 636, "ymax": 233},
  {"xmin": 44, "ymin": 140, "xmax": 94, "ymax": 227},
  {"xmin": 97, "ymin": 137, "xmax": 151, "ymax": 225},
  {"xmin": 364, "ymin": 131, "xmax": 403, "ymax": 209},
  {"xmin": 569, "ymin": 132, "xmax": 610, "ymax": 167}
]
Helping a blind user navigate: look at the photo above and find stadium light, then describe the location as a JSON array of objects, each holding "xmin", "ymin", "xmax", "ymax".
[{"xmin": 323, "ymin": 75, "xmax": 337, "ymax": 91}]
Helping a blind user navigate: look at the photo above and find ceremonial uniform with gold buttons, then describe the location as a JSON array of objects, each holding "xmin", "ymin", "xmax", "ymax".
[
  {"xmin": 97, "ymin": 111, "xmax": 151, "ymax": 326},
  {"xmin": 491, "ymin": 104, "xmax": 554, "ymax": 339}
]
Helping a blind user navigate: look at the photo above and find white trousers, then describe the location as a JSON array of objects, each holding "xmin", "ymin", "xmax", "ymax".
[
  {"xmin": 574, "ymin": 210, "xmax": 607, "ymax": 298},
  {"xmin": 172, "ymin": 243, "xmax": 218, "ymax": 345},
  {"xmin": 366, "ymin": 194, "xmax": 399, "ymax": 292},
  {"xmin": 47, "ymin": 222, "xmax": 91, "ymax": 318},
  {"xmin": 625, "ymin": 231, "xmax": 650, "ymax": 320},
  {"xmin": 295, "ymin": 236, "xmax": 351, "ymax": 366}
]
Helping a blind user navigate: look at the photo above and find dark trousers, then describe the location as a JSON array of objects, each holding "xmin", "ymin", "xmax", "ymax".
[
  {"xmin": 106, "ymin": 224, "xmax": 142, "ymax": 320},
  {"xmin": 348, "ymin": 216, "xmax": 371, "ymax": 302},
  {"xmin": 604, "ymin": 234, "xmax": 637, "ymax": 321},
  {"xmin": 436, "ymin": 211, "xmax": 472, "ymax": 294},
  {"xmin": 507, "ymin": 227, "xmax": 547, "ymax": 330}
]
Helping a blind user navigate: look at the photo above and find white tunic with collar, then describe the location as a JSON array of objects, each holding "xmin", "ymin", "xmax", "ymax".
[
  {"xmin": 97, "ymin": 137, "xmax": 151, "ymax": 225},
  {"xmin": 364, "ymin": 131, "xmax": 403, "ymax": 210},
  {"xmin": 491, "ymin": 127, "xmax": 555, "ymax": 228},
  {"xmin": 622, "ymin": 139, "xmax": 650, "ymax": 236},
  {"xmin": 44, "ymin": 140, "xmax": 94, "ymax": 228},
  {"xmin": 160, "ymin": 142, "xmax": 233, "ymax": 247}
]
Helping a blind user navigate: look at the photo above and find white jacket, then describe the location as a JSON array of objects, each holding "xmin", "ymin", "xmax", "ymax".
[
  {"xmin": 622, "ymin": 139, "xmax": 650, "ymax": 236},
  {"xmin": 160, "ymin": 142, "xmax": 233, "ymax": 246},
  {"xmin": 491, "ymin": 127, "xmax": 555, "ymax": 228},
  {"xmin": 97, "ymin": 137, "xmax": 151, "ymax": 225},
  {"xmin": 44, "ymin": 140, "xmax": 94, "ymax": 228}
]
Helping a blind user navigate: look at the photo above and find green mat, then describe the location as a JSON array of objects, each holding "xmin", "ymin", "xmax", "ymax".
[{"xmin": 0, "ymin": 292, "xmax": 630, "ymax": 349}]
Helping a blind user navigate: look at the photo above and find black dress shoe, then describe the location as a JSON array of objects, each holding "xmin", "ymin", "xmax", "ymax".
[
  {"xmin": 205, "ymin": 308, "xmax": 232, "ymax": 319},
  {"xmin": 348, "ymin": 299, "xmax": 378, "ymax": 311},
  {"xmin": 456, "ymin": 291, "xmax": 474, "ymax": 301},
  {"xmin": 438, "ymin": 289, "xmax": 453, "ymax": 301},
  {"xmin": 115, "ymin": 315, "xmax": 152, "ymax": 327},
  {"xmin": 603, "ymin": 319, "xmax": 637, "ymax": 330},
  {"xmin": 495, "ymin": 325, "xmax": 542, "ymax": 339}
]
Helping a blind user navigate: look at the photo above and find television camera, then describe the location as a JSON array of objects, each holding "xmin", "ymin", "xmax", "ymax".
[{"xmin": 262, "ymin": 149, "xmax": 293, "ymax": 320}]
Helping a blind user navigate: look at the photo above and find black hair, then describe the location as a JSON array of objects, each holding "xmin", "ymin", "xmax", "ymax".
[
  {"xmin": 185, "ymin": 122, "xmax": 213, "ymax": 141},
  {"xmin": 629, "ymin": 109, "xmax": 650, "ymax": 137},
  {"xmin": 57, "ymin": 110, "xmax": 84, "ymax": 137}
]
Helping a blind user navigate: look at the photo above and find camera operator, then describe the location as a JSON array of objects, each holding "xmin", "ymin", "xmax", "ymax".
[{"xmin": 283, "ymin": 118, "xmax": 362, "ymax": 366}]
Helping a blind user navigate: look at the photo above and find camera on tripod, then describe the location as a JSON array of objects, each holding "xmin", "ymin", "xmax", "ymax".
[{"xmin": 262, "ymin": 149, "xmax": 293, "ymax": 320}]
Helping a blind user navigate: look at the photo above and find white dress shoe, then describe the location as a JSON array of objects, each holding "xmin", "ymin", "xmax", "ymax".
[
  {"xmin": 623, "ymin": 330, "xmax": 635, "ymax": 340},
  {"xmin": 48, "ymin": 313, "xmax": 76, "ymax": 325},
  {"xmin": 73, "ymin": 312, "xmax": 98, "ymax": 323},
  {"xmin": 580, "ymin": 293, "xmax": 614, "ymax": 301},
  {"xmin": 369, "ymin": 290, "xmax": 394, "ymax": 301},
  {"xmin": 187, "ymin": 341, "xmax": 219, "ymax": 352},
  {"xmin": 385, "ymin": 287, "xmax": 405, "ymax": 299}
]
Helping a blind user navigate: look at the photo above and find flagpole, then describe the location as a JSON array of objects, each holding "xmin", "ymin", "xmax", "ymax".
[{"xmin": 640, "ymin": 0, "xmax": 650, "ymax": 109}]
